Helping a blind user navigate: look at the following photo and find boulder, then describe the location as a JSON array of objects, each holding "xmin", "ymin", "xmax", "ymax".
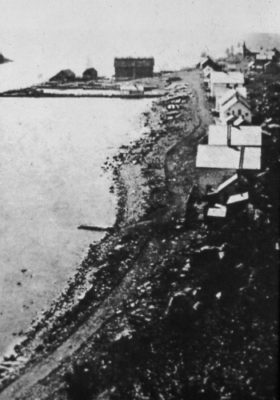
[
  {"xmin": 50, "ymin": 69, "xmax": 76, "ymax": 82},
  {"xmin": 82, "ymin": 67, "xmax": 98, "ymax": 81}
]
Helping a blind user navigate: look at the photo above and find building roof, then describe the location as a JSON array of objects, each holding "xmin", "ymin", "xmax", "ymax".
[
  {"xmin": 220, "ymin": 93, "xmax": 251, "ymax": 113},
  {"xmin": 233, "ymin": 116, "xmax": 246, "ymax": 127},
  {"xmin": 200, "ymin": 57, "xmax": 209, "ymax": 67},
  {"xmin": 227, "ymin": 192, "xmax": 249, "ymax": 204},
  {"xmin": 256, "ymin": 51, "xmax": 275, "ymax": 61},
  {"xmin": 225, "ymin": 114, "xmax": 236, "ymax": 124},
  {"xmin": 210, "ymin": 71, "xmax": 244, "ymax": 85},
  {"xmin": 216, "ymin": 173, "xmax": 238, "ymax": 192},
  {"xmin": 207, "ymin": 173, "xmax": 238, "ymax": 197},
  {"xmin": 219, "ymin": 88, "xmax": 247, "ymax": 107},
  {"xmin": 196, "ymin": 145, "xmax": 261, "ymax": 170},
  {"xmin": 208, "ymin": 125, "xmax": 262, "ymax": 146},
  {"xmin": 200, "ymin": 56, "xmax": 221, "ymax": 70},
  {"xmin": 207, "ymin": 204, "xmax": 227, "ymax": 218}
]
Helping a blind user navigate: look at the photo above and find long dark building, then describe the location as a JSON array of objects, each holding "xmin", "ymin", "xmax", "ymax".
[{"xmin": 114, "ymin": 57, "xmax": 154, "ymax": 80}]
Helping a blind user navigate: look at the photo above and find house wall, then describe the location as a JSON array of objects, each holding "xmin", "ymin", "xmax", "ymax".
[{"xmin": 220, "ymin": 102, "xmax": 252, "ymax": 123}]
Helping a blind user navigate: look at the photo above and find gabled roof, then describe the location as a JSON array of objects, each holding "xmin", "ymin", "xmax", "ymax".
[
  {"xmin": 196, "ymin": 145, "xmax": 261, "ymax": 170},
  {"xmin": 219, "ymin": 88, "xmax": 247, "ymax": 107},
  {"xmin": 208, "ymin": 174, "xmax": 238, "ymax": 196},
  {"xmin": 220, "ymin": 93, "xmax": 251, "ymax": 113},
  {"xmin": 208, "ymin": 125, "xmax": 262, "ymax": 146},
  {"xmin": 210, "ymin": 71, "xmax": 244, "ymax": 85},
  {"xmin": 225, "ymin": 114, "xmax": 236, "ymax": 124},
  {"xmin": 200, "ymin": 56, "xmax": 221, "ymax": 70},
  {"xmin": 217, "ymin": 174, "xmax": 238, "ymax": 192},
  {"xmin": 200, "ymin": 57, "xmax": 209, "ymax": 67}
]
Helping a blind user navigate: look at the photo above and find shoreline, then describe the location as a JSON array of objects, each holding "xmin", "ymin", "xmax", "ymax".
[
  {"xmin": 0, "ymin": 78, "xmax": 168, "ymax": 377},
  {"xmin": 0, "ymin": 68, "xmax": 208, "ymax": 395},
  {"xmin": 0, "ymin": 60, "xmax": 277, "ymax": 400}
]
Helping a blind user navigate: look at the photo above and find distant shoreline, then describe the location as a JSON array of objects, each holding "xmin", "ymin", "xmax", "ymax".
[{"xmin": 0, "ymin": 91, "xmax": 164, "ymax": 99}]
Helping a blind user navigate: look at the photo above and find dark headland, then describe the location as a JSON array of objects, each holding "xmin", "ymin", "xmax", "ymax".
[{"xmin": 0, "ymin": 53, "xmax": 11, "ymax": 64}]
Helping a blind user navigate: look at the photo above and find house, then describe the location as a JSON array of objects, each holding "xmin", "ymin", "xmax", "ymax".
[
  {"xmin": 219, "ymin": 91, "xmax": 252, "ymax": 123},
  {"xmin": 216, "ymin": 87, "xmax": 247, "ymax": 112},
  {"xmin": 209, "ymin": 71, "xmax": 245, "ymax": 99},
  {"xmin": 243, "ymin": 42, "xmax": 280, "ymax": 65},
  {"xmin": 200, "ymin": 57, "xmax": 223, "ymax": 88},
  {"xmin": 208, "ymin": 124, "xmax": 262, "ymax": 147},
  {"xmin": 114, "ymin": 58, "xmax": 154, "ymax": 80},
  {"xmin": 196, "ymin": 145, "xmax": 261, "ymax": 170},
  {"xmin": 196, "ymin": 144, "xmax": 261, "ymax": 191},
  {"xmin": 198, "ymin": 56, "xmax": 219, "ymax": 70},
  {"xmin": 243, "ymin": 42, "xmax": 259, "ymax": 59},
  {"xmin": 254, "ymin": 51, "xmax": 275, "ymax": 70}
]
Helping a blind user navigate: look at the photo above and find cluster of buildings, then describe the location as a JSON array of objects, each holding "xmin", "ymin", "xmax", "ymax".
[
  {"xmin": 49, "ymin": 58, "xmax": 155, "ymax": 84},
  {"xmin": 243, "ymin": 42, "xmax": 280, "ymax": 72},
  {"xmin": 200, "ymin": 56, "xmax": 251, "ymax": 124},
  {"xmin": 195, "ymin": 56, "xmax": 264, "ymax": 220}
]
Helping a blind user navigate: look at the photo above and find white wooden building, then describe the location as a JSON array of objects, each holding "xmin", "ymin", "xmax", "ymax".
[
  {"xmin": 207, "ymin": 124, "xmax": 262, "ymax": 147},
  {"xmin": 209, "ymin": 71, "xmax": 244, "ymax": 99},
  {"xmin": 216, "ymin": 87, "xmax": 247, "ymax": 112},
  {"xmin": 219, "ymin": 92, "xmax": 252, "ymax": 124},
  {"xmin": 196, "ymin": 145, "xmax": 261, "ymax": 170}
]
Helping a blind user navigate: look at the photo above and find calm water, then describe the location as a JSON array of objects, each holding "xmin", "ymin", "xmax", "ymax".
[{"xmin": 0, "ymin": 97, "xmax": 151, "ymax": 354}]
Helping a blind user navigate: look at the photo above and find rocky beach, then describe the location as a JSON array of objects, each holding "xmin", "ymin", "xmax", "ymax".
[{"xmin": 0, "ymin": 68, "xmax": 278, "ymax": 400}]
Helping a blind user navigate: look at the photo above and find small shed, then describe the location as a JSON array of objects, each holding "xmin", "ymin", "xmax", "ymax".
[{"xmin": 207, "ymin": 204, "xmax": 227, "ymax": 218}]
